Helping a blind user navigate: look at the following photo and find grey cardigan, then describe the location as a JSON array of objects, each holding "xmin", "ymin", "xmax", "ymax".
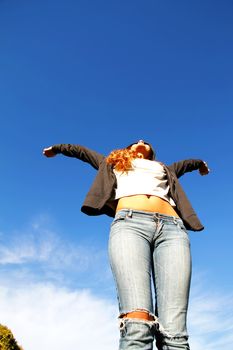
[{"xmin": 52, "ymin": 144, "xmax": 205, "ymax": 231}]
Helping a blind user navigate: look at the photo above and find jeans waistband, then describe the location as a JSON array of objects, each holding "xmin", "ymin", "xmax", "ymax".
[{"xmin": 116, "ymin": 209, "xmax": 182, "ymax": 223}]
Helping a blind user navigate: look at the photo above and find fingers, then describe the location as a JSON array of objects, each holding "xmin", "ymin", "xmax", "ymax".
[
  {"xmin": 43, "ymin": 146, "xmax": 56, "ymax": 157},
  {"xmin": 199, "ymin": 161, "xmax": 210, "ymax": 175}
]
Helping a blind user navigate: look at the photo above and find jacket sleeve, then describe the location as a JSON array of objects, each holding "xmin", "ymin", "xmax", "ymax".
[
  {"xmin": 51, "ymin": 144, "xmax": 105, "ymax": 170},
  {"xmin": 168, "ymin": 159, "xmax": 204, "ymax": 178}
]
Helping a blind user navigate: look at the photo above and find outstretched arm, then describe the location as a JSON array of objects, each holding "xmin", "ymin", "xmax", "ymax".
[
  {"xmin": 43, "ymin": 144, "xmax": 105, "ymax": 170},
  {"xmin": 168, "ymin": 159, "xmax": 210, "ymax": 178}
]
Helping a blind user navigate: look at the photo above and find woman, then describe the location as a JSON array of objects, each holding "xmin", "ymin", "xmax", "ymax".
[{"xmin": 43, "ymin": 140, "xmax": 209, "ymax": 350}]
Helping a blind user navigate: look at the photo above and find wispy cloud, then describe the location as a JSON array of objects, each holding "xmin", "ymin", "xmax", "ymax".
[
  {"xmin": 0, "ymin": 215, "xmax": 108, "ymax": 273},
  {"xmin": 188, "ymin": 275, "xmax": 233, "ymax": 350},
  {"xmin": 0, "ymin": 217, "xmax": 232, "ymax": 350},
  {"xmin": 0, "ymin": 281, "xmax": 118, "ymax": 350},
  {"xmin": 0, "ymin": 274, "xmax": 232, "ymax": 350},
  {"xmin": 0, "ymin": 216, "xmax": 80, "ymax": 266},
  {"xmin": 0, "ymin": 231, "xmax": 54, "ymax": 265},
  {"xmin": 0, "ymin": 214, "xmax": 118, "ymax": 350},
  {"xmin": 0, "ymin": 215, "xmax": 113, "ymax": 293}
]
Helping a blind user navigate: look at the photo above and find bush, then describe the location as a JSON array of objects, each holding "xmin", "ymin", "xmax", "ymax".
[{"xmin": 0, "ymin": 325, "xmax": 23, "ymax": 350}]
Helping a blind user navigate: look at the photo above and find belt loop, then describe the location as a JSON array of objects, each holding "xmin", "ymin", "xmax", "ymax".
[
  {"xmin": 127, "ymin": 209, "xmax": 133, "ymax": 218},
  {"xmin": 173, "ymin": 216, "xmax": 178, "ymax": 224}
]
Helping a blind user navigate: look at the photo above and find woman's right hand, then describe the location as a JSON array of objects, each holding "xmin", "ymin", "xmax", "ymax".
[
  {"xmin": 199, "ymin": 161, "xmax": 210, "ymax": 175},
  {"xmin": 43, "ymin": 146, "xmax": 56, "ymax": 157}
]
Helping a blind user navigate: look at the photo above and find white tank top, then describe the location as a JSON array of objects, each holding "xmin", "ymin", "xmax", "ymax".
[{"xmin": 113, "ymin": 158, "xmax": 176, "ymax": 207}]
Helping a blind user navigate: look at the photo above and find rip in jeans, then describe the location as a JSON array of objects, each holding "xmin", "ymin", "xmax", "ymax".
[{"xmin": 118, "ymin": 308, "xmax": 172, "ymax": 339}]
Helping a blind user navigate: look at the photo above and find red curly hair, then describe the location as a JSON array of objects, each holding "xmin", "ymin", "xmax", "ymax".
[{"xmin": 105, "ymin": 148, "xmax": 143, "ymax": 172}]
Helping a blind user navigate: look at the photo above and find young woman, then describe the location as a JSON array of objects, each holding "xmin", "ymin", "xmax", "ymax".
[{"xmin": 43, "ymin": 140, "xmax": 209, "ymax": 350}]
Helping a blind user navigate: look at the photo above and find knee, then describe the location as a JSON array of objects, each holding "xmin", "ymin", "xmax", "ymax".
[
  {"xmin": 119, "ymin": 309, "xmax": 158, "ymax": 337},
  {"xmin": 121, "ymin": 309, "xmax": 155, "ymax": 321},
  {"xmin": 118, "ymin": 314, "xmax": 156, "ymax": 350}
]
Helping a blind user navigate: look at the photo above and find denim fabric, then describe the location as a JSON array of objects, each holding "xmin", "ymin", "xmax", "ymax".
[{"xmin": 108, "ymin": 209, "xmax": 191, "ymax": 350}]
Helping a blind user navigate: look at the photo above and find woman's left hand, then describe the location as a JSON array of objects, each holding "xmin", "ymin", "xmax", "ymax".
[
  {"xmin": 43, "ymin": 146, "xmax": 56, "ymax": 157},
  {"xmin": 199, "ymin": 161, "xmax": 210, "ymax": 175}
]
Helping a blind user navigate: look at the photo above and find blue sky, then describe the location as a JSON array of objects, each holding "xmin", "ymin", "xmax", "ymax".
[{"xmin": 0, "ymin": 0, "xmax": 233, "ymax": 349}]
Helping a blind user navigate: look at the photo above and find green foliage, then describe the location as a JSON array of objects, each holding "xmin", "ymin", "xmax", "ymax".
[{"xmin": 0, "ymin": 325, "xmax": 23, "ymax": 350}]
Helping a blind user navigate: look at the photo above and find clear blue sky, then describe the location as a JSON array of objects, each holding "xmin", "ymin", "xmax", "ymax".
[{"xmin": 0, "ymin": 1, "xmax": 232, "ymax": 349}]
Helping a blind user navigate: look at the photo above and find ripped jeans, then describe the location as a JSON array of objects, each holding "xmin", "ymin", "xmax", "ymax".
[{"xmin": 108, "ymin": 209, "xmax": 191, "ymax": 350}]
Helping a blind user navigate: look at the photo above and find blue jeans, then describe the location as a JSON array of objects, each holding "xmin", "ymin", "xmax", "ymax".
[{"xmin": 108, "ymin": 209, "xmax": 191, "ymax": 350}]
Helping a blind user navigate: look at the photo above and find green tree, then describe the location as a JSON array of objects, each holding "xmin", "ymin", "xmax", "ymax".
[{"xmin": 0, "ymin": 325, "xmax": 23, "ymax": 350}]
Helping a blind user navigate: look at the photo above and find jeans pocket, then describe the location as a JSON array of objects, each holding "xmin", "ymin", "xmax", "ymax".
[
  {"xmin": 177, "ymin": 221, "xmax": 190, "ymax": 243},
  {"xmin": 177, "ymin": 220, "xmax": 185, "ymax": 230},
  {"xmin": 110, "ymin": 214, "xmax": 126, "ymax": 228}
]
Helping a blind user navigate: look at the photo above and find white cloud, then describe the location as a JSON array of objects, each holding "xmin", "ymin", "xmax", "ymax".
[
  {"xmin": 0, "ymin": 217, "xmax": 233, "ymax": 350},
  {"xmin": 188, "ymin": 277, "xmax": 233, "ymax": 350},
  {"xmin": 0, "ymin": 282, "xmax": 119, "ymax": 350},
  {"xmin": 0, "ymin": 216, "xmax": 108, "ymax": 276},
  {"xmin": 0, "ymin": 275, "xmax": 232, "ymax": 350},
  {"xmin": 0, "ymin": 216, "xmax": 59, "ymax": 265}
]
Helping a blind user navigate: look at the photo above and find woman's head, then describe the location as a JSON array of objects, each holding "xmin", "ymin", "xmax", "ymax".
[
  {"xmin": 106, "ymin": 140, "xmax": 155, "ymax": 172},
  {"xmin": 126, "ymin": 140, "xmax": 155, "ymax": 160}
]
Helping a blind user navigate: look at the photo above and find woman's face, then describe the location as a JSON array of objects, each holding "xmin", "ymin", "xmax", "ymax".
[{"xmin": 130, "ymin": 140, "xmax": 151, "ymax": 159}]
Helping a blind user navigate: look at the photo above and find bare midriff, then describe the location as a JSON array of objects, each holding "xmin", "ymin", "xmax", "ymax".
[{"xmin": 116, "ymin": 195, "xmax": 179, "ymax": 217}]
